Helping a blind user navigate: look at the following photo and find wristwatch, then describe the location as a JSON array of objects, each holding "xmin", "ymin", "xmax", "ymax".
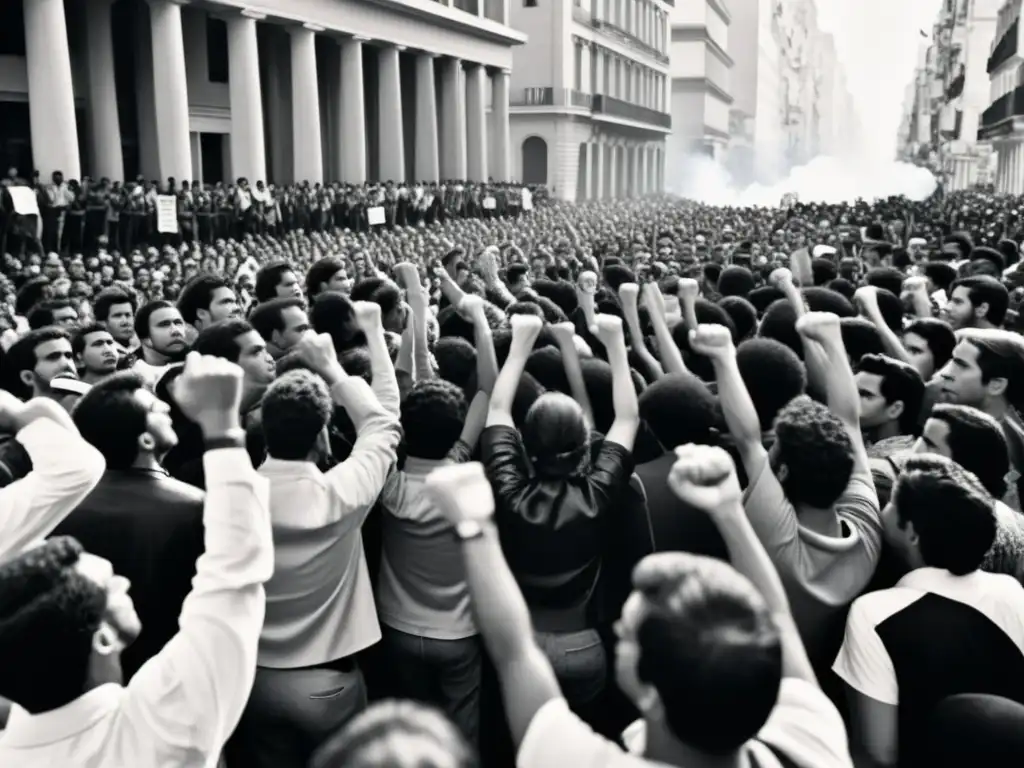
[
  {"xmin": 204, "ymin": 429, "xmax": 247, "ymax": 452},
  {"xmin": 454, "ymin": 519, "xmax": 486, "ymax": 541}
]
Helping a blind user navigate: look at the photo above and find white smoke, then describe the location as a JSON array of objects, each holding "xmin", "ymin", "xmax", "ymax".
[{"xmin": 670, "ymin": 154, "xmax": 937, "ymax": 206}]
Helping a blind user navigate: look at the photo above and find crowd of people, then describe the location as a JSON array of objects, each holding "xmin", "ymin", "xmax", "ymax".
[{"xmin": 0, "ymin": 173, "xmax": 1022, "ymax": 768}]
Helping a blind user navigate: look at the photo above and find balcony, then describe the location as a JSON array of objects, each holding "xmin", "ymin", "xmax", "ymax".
[
  {"xmin": 587, "ymin": 18, "xmax": 670, "ymax": 64},
  {"xmin": 979, "ymin": 85, "xmax": 1024, "ymax": 138},
  {"xmin": 510, "ymin": 87, "xmax": 593, "ymax": 109},
  {"xmin": 987, "ymin": 18, "xmax": 1019, "ymax": 74},
  {"xmin": 592, "ymin": 95, "xmax": 671, "ymax": 128}
]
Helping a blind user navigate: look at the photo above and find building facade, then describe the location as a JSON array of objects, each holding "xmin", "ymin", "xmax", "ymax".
[
  {"xmin": 7, "ymin": 0, "xmax": 525, "ymax": 185},
  {"xmin": 667, "ymin": 0, "xmax": 732, "ymax": 172},
  {"xmin": 507, "ymin": 0, "xmax": 671, "ymax": 202},
  {"xmin": 980, "ymin": 0, "xmax": 1024, "ymax": 193}
]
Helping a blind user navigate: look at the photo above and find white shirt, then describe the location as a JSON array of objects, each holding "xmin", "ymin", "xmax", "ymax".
[
  {"xmin": 0, "ymin": 448, "xmax": 273, "ymax": 768},
  {"xmin": 0, "ymin": 417, "xmax": 105, "ymax": 560}
]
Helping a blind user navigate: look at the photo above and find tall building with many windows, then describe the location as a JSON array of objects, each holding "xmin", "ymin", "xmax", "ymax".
[
  {"xmin": 980, "ymin": 0, "xmax": 1024, "ymax": 192},
  {"xmin": 508, "ymin": 0, "xmax": 672, "ymax": 201},
  {"xmin": 4, "ymin": 0, "xmax": 525, "ymax": 184}
]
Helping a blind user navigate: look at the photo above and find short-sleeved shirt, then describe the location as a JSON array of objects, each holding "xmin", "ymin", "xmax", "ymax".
[
  {"xmin": 517, "ymin": 679, "xmax": 853, "ymax": 768},
  {"xmin": 742, "ymin": 455, "xmax": 882, "ymax": 672}
]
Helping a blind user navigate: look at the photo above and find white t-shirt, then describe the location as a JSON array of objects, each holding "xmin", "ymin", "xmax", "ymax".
[{"xmin": 517, "ymin": 679, "xmax": 853, "ymax": 768}]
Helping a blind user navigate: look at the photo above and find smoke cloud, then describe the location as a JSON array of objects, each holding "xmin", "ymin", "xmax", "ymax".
[{"xmin": 670, "ymin": 154, "xmax": 938, "ymax": 206}]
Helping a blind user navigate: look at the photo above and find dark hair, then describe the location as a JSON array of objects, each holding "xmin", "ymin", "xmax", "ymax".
[
  {"xmin": 603, "ymin": 264, "xmax": 635, "ymax": 292},
  {"xmin": 93, "ymin": 287, "xmax": 136, "ymax": 323},
  {"xmin": 872, "ymin": 288, "xmax": 905, "ymax": 334},
  {"xmin": 718, "ymin": 266, "xmax": 755, "ymax": 298},
  {"xmin": 757, "ymin": 300, "xmax": 804, "ymax": 359},
  {"xmin": 0, "ymin": 537, "xmax": 107, "ymax": 713},
  {"xmin": 970, "ymin": 246, "xmax": 1006, "ymax": 273},
  {"xmin": 191, "ymin": 318, "xmax": 254, "ymax": 363},
  {"xmin": 506, "ymin": 263, "xmax": 529, "ymax": 283},
  {"xmin": 15, "ymin": 276, "xmax": 50, "ymax": 317},
  {"xmin": 924, "ymin": 262, "xmax": 958, "ymax": 294},
  {"xmin": 638, "ymin": 373, "xmax": 719, "ymax": 449},
  {"xmin": 71, "ymin": 322, "xmax": 111, "ymax": 358},
  {"xmin": 434, "ymin": 337, "xmax": 477, "ymax": 395},
  {"xmin": 827, "ymin": 277, "xmax": 855, "ymax": 301},
  {"xmin": 177, "ymin": 273, "xmax": 230, "ymax": 325},
  {"xmin": 402, "ymin": 379, "xmax": 468, "ymax": 460},
  {"xmin": 305, "ymin": 257, "xmax": 346, "ymax": 300},
  {"xmin": 249, "ymin": 297, "xmax": 306, "ymax": 340},
  {"xmin": 856, "ymin": 354, "xmax": 926, "ymax": 436},
  {"xmin": 3, "ymin": 326, "xmax": 70, "ymax": 399},
  {"xmin": 894, "ymin": 455, "xmax": 997, "ymax": 575},
  {"xmin": 812, "ymin": 258, "xmax": 838, "ymax": 286},
  {"xmin": 521, "ymin": 392, "xmax": 589, "ymax": 475},
  {"xmin": 635, "ymin": 555, "xmax": 782, "ymax": 754},
  {"xmin": 254, "ymin": 261, "xmax": 296, "ymax": 303},
  {"xmin": 928, "ymin": 404, "xmax": 1010, "ymax": 498},
  {"xmin": 311, "ymin": 291, "xmax": 365, "ymax": 354},
  {"xmin": 718, "ymin": 296, "xmax": 758, "ymax": 341},
  {"xmin": 904, "ymin": 318, "xmax": 956, "ymax": 371},
  {"xmin": 866, "ymin": 266, "xmax": 906, "ymax": 298},
  {"xmin": 736, "ymin": 339, "xmax": 807, "ymax": 432},
  {"xmin": 72, "ymin": 371, "xmax": 149, "ymax": 468},
  {"xmin": 964, "ymin": 332, "xmax": 1024, "ymax": 408},
  {"xmin": 134, "ymin": 299, "xmax": 177, "ymax": 341},
  {"xmin": 672, "ymin": 300, "xmax": 738, "ymax": 382},
  {"xmin": 261, "ymin": 370, "xmax": 334, "ymax": 460},
  {"xmin": 27, "ymin": 298, "xmax": 74, "ymax": 330},
  {"xmin": 350, "ymin": 277, "xmax": 401, "ymax": 318},
  {"xmin": 840, "ymin": 317, "xmax": 885, "ymax": 364},
  {"xmin": 702, "ymin": 263, "xmax": 723, "ymax": 285},
  {"xmin": 774, "ymin": 395, "xmax": 854, "ymax": 508},
  {"xmin": 950, "ymin": 276, "xmax": 1009, "ymax": 327}
]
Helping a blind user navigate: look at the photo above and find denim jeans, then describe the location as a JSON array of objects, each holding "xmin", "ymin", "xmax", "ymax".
[
  {"xmin": 380, "ymin": 626, "xmax": 483, "ymax": 747},
  {"xmin": 225, "ymin": 662, "xmax": 367, "ymax": 768},
  {"xmin": 534, "ymin": 628, "xmax": 607, "ymax": 711}
]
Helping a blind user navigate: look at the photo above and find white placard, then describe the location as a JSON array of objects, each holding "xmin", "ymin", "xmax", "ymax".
[
  {"xmin": 368, "ymin": 206, "xmax": 386, "ymax": 226},
  {"xmin": 8, "ymin": 187, "xmax": 39, "ymax": 217},
  {"xmin": 156, "ymin": 195, "xmax": 178, "ymax": 233},
  {"xmin": 522, "ymin": 189, "xmax": 533, "ymax": 211},
  {"xmin": 483, "ymin": 196, "xmax": 497, "ymax": 210}
]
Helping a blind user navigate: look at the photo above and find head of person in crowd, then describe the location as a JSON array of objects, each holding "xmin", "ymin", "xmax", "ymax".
[
  {"xmin": 350, "ymin": 277, "xmax": 405, "ymax": 334},
  {"xmin": 402, "ymin": 379, "xmax": 468, "ymax": 460},
  {"xmin": 135, "ymin": 299, "xmax": 189, "ymax": 365},
  {"xmin": 839, "ymin": 316, "xmax": 886, "ymax": 364},
  {"xmin": 772, "ymin": 394, "xmax": 855, "ymax": 510},
  {"xmin": 717, "ymin": 265, "xmax": 756, "ymax": 298},
  {"xmin": 249, "ymin": 297, "xmax": 311, "ymax": 360},
  {"xmin": 903, "ymin": 317, "xmax": 957, "ymax": 380},
  {"xmin": 254, "ymin": 260, "xmax": 303, "ymax": 303},
  {"xmin": 883, "ymin": 454, "xmax": 996, "ymax": 575},
  {"xmin": 915, "ymin": 404, "xmax": 1010, "ymax": 500},
  {"xmin": 943, "ymin": 231, "xmax": 975, "ymax": 262},
  {"xmin": 311, "ymin": 291, "xmax": 366, "ymax": 355},
  {"xmin": 855, "ymin": 353, "xmax": 925, "ymax": 442},
  {"xmin": 521, "ymin": 387, "xmax": 590, "ymax": 477},
  {"xmin": 177, "ymin": 273, "xmax": 240, "ymax": 332},
  {"xmin": 736, "ymin": 338, "xmax": 807, "ymax": 434},
  {"xmin": 15, "ymin": 276, "xmax": 51, "ymax": 318},
  {"xmin": 966, "ymin": 246, "xmax": 1006, "ymax": 278},
  {"xmin": 434, "ymin": 338, "xmax": 477, "ymax": 396},
  {"xmin": 923, "ymin": 262, "xmax": 957, "ymax": 298},
  {"xmin": 27, "ymin": 297, "xmax": 79, "ymax": 331},
  {"xmin": 505, "ymin": 263, "xmax": 531, "ymax": 297},
  {"xmin": 261, "ymin": 370, "xmax": 334, "ymax": 464},
  {"xmin": 637, "ymin": 372, "xmax": 719, "ymax": 454},
  {"xmin": 312, "ymin": 699, "xmax": 477, "ymax": 768},
  {"xmin": 942, "ymin": 275, "xmax": 1009, "ymax": 331},
  {"xmin": 672, "ymin": 299, "xmax": 737, "ymax": 382},
  {"xmin": 74, "ymin": 370, "xmax": 178, "ymax": 468},
  {"xmin": 0, "ymin": 535, "xmax": 143, "ymax": 715},
  {"xmin": 3, "ymin": 326, "xmax": 78, "ymax": 401},
  {"xmin": 718, "ymin": 296, "xmax": 758, "ymax": 341},
  {"xmin": 937, "ymin": 329, "xmax": 1024, "ymax": 416},
  {"xmin": 72, "ymin": 322, "xmax": 118, "ymax": 384},
  {"xmin": 306, "ymin": 256, "xmax": 350, "ymax": 300},
  {"xmin": 192, "ymin": 318, "xmax": 276, "ymax": 405},
  {"xmin": 866, "ymin": 266, "xmax": 905, "ymax": 298},
  {"xmin": 812, "ymin": 257, "xmax": 838, "ymax": 286},
  {"xmin": 93, "ymin": 287, "xmax": 137, "ymax": 347},
  {"xmin": 615, "ymin": 552, "xmax": 782, "ymax": 759}
]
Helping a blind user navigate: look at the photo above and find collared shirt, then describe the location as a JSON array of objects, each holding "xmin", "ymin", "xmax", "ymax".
[
  {"xmin": 0, "ymin": 448, "xmax": 273, "ymax": 768},
  {"xmin": 0, "ymin": 418, "xmax": 105, "ymax": 560},
  {"xmin": 256, "ymin": 376, "xmax": 401, "ymax": 668}
]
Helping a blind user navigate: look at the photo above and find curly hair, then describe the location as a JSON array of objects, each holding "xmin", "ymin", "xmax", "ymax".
[
  {"xmin": 401, "ymin": 379, "xmax": 468, "ymax": 460},
  {"xmin": 773, "ymin": 395, "xmax": 855, "ymax": 509},
  {"xmin": 261, "ymin": 370, "xmax": 334, "ymax": 460},
  {"xmin": 737, "ymin": 339, "xmax": 807, "ymax": 432},
  {"xmin": 0, "ymin": 537, "xmax": 107, "ymax": 713}
]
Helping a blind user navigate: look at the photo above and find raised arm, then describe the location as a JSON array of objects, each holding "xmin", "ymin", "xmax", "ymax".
[
  {"xmin": 549, "ymin": 321, "xmax": 595, "ymax": 430},
  {"xmin": 425, "ymin": 463, "xmax": 562, "ymax": 747},
  {"xmin": 486, "ymin": 314, "xmax": 543, "ymax": 429},
  {"xmin": 124, "ymin": 353, "xmax": 273, "ymax": 763},
  {"xmin": 396, "ymin": 262, "xmax": 434, "ymax": 382},
  {"xmin": 0, "ymin": 395, "xmax": 105, "ymax": 560},
  {"xmin": 591, "ymin": 315, "xmax": 640, "ymax": 451},
  {"xmin": 643, "ymin": 281, "xmax": 688, "ymax": 375},
  {"xmin": 355, "ymin": 300, "xmax": 401, "ymax": 417},
  {"xmin": 690, "ymin": 324, "xmax": 767, "ymax": 474},
  {"xmin": 854, "ymin": 286, "xmax": 914, "ymax": 366},
  {"xmin": 677, "ymin": 277, "xmax": 700, "ymax": 332},
  {"xmin": 459, "ymin": 294, "xmax": 499, "ymax": 451},
  {"xmin": 619, "ymin": 282, "xmax": 663, "ymax": 380}
]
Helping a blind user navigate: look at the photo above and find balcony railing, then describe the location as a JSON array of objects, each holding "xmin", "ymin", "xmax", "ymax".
[
  {"xmin": 980, "ymin": 85, "xmax": 1024, "ymax": 130},
  {"xmin": 510, "ymin": 87, "xmax": 593, "ymax": 109},
  {"xmin": 592, "ymin": 95, "xmax": 671, "ymax": 128},
  {"xmin": 588, "ymin": 18, "xmax": 669, "ymax": 64},
  {"xmin": 987, "ymin": 18, "xmax": 1019, "ymax": 74}
]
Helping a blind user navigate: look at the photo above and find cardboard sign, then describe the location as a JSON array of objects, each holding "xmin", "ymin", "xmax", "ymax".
[
  {"xmin": 483, "ymin": 196, "xmax": 496, "ymax": 210},
  {"xmin": 8, "ymin": 186, "xmax": 39, "ymax": 217},
  {"xmin": 368, "ymin": 206, "xmax": 386, "ymax": 226},
  {"xmin": 156, "ymin": 195, "xmax": 178, "ymax": 233}
]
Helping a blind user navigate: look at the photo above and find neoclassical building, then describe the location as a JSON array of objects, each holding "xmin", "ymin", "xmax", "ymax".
[
  {"xmin": 8, "ymin": 0, "xmax": 525, "ymax": 185},
  {"xmin": 507, "ymin": 0, "xmax": 671, "ymax": 201}
]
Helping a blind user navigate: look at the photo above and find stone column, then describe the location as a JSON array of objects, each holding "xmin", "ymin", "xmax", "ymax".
[
  {"xmin": 148, "ymin": 0, "xmax": 192, "ymax": 180},
  {"xmin": 593, "ymin": 142, "xmax": 605, "ymax": 199},
  {"xmin": 337, "ymin": 36, "xmax": 367, "ymax": 184},
  {"xmin": 593, "ymin": 48, "xmax": 605, "ymax": 95},
  {"xmin": 226, "ymin": 10, "xmax": 267, "ymax": 182},
  {"xmin": 415, "ymin": 53, "xmax": 440, "ymax": 182},
  {"xmin": 25, "ymin": 0, "xmax": 81, "ymax": 179},
  {"xmin": 638, "ymin": 144, "xmax": 648, "ymax": 194},
  {"xmin": 290, "ymin": 24, "xmax": 324, "ymax": 183},
  {"xmin": 608, "ymin": 145, "xmax": 619, "ymax": 198},
  {"xmin": 378, "ymin": 44, "xmax": 405, "ymax": 181},
  {"xmin": 492, "ymin": 68, "xmax": 512, "ymax": 182},
  {"xmin": 441, "ymin": 58, "xmax": 467, "ymax": 180},
  {"xmin": 466, "ymin": 63, "xmax": 488, "ymax": 182},
  {"xmin": 84, "ymin": 0, "xmax": 123, "ymax": 179}
]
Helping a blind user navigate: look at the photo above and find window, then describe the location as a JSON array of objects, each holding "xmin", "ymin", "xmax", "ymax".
[
  {"xmin": 525, "ymin": 0, "xmax": 538, "ymax": 6},
  {"xmin": 206, "ymin": 17, "xmax": 229, "ymax": 84}
]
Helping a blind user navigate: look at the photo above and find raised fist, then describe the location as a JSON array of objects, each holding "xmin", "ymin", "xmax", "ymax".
[
  {"xmin": 795, "ymin": 311, "xmax": 842, "ymax": 343},
  {"xmin": 589, "ymin": 314, "xmax": 625, "ymax": 347},
  {"xmin": 668, "ymin": 444, "xmax": 742, "ymax": 515},
  {"xmin": 295, "ymin": 332, "xmax": 342, "ymax": 380},
  {"xmin": 424, "ymin": 461, "xmax": 495, "ymax": 524},
  {"xmin": 641, "ymin": 281, "xmax": 666, "ymax": 317},
  {"xmin": 458, "ymin": 294, "xmax": 486, "ymax": 319},
  {"xmin": 770, "ymin": 267, "xmax": 794, "ymax": 288},
  {"xmin": 688, "ymin": 324, "xmax": 735, "ymax": 361},
  {"xmin": 395, "ymin": 262, "xmax": 421, "ymax": 291},
  {"xmin": 577, "ymin": 270, "xmax": 598, "ymax": 295},
  {"xmin": 510, "ymin": 313, "xmax": 544, "ymax": 343},
  {"xmin": 853, "ymin": 286, "xmax": 880, "ymax": 313},
  {"xmin": 353, "ymin": 300, "xmax": 383, "ymax": 332},
  {"xmin": 173, "ymin": 352, "xmax": 244, "ymax": 425},
  {"xmin": 677, "ymin": 278, "xmax": 700, "ymax": 303},
  {"xmin": 549, "ymin": 321, "xmax": 577, "ymax": 346},
  {"xmin": 618, "ymin": 282, "xmax": 640, "ymax": 306}
]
